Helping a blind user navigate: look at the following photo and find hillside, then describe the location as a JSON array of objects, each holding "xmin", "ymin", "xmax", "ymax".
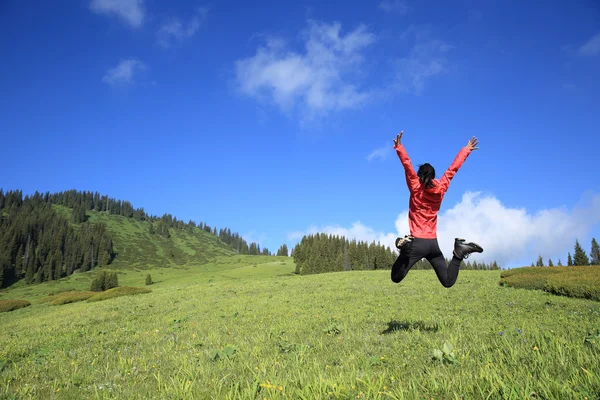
[
  {"xmin": 80, "ymin": 206, "xmax": 235, "ymax": 269},
  {"xmin": 0, "ymin": 189, "xmax": 274, "ymax": 289}
]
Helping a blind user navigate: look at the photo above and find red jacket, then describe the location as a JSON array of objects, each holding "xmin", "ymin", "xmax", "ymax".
[{"xmin": 395, "ymin": 144, "xmax": 472, "ymax": 239}]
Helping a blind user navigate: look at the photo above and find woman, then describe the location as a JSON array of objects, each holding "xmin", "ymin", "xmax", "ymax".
[{"xmin": 391, "ymin": 130, "xmax": 483, "ymax": 287}]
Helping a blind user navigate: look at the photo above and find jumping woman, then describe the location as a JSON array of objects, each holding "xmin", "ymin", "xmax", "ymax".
[{"xmin": 391, "ymin": 130, "xmax": 483, "ymax": 288}]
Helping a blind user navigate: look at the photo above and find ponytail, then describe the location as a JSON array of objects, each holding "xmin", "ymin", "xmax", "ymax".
[{"xmin": 417, "ymin": 163, "xmax": 436, "ymax": 188}]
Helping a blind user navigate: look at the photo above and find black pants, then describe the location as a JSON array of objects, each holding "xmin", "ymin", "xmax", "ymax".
[{"xmin": 391, "ymin": 238, "xmax": 462, "ymax": 288}]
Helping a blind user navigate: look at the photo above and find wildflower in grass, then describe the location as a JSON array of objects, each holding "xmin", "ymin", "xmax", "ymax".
[
  {"xmin": 516, "ymin": 329, "xmax": 522, "ymax": 334},
  {"xmin": 533, "ymin": 346, "xmax": 539, "ymax": 351},
  {"xmin": 498, "ymin": 331, "xmax": 504, "ymax": 336}
]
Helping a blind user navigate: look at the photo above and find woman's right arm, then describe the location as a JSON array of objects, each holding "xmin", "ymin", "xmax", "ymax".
[{"xmin": 394, "ymin": 131, "xmax": 420, "ymax": 192}]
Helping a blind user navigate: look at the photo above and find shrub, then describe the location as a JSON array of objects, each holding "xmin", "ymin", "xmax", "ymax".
[
  {"xmin": 90, "ymin": 270, "xmax": 119, "ymax": 292},
  {"xmin": 0, "ymin": 299, "xmax": 31, "ymax": 313},
  {"xmin": 145, "ymin": 274, "xmax": 152, "ymax": 285},
  {"xmin": 499, "ymin": 266, "xmax": 600, "ymax": 301},
  {"xmin": 51, "ymin": 291, "xmax": 96, "ymax": 305},
  {"xmin": 107, "ymin": 272, "xmax": 119, "ymax": 289},
  {"xmin": 87, "ymin": 286, "xmax": 151, "ymax": 303}
]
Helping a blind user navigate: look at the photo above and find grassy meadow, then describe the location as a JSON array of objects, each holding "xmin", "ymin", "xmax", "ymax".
[{"xmin": 1, "ymin": 257, "xmax": 599, "ymax": 399}]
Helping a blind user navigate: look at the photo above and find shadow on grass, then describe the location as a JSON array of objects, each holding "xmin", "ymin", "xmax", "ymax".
[{"xmin": 381, "ymin": 320, "xmax": 439, "ymax": 334}]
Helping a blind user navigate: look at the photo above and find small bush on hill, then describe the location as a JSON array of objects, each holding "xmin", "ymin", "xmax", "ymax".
[
  {"xmin": 0, "ymin": 299, "xmax": 31, "ymax": 313},
  {"xmin": 51, "ymin": 291, "xmax": 96, "ymax": 305},
  {"xmin": 87, "ymin": 286, "xmax": 151, "ymax": 302},
  {"xmin": 145, "ymin": 274, "xmax": 152, "ymax": 285},
  {"xmin": 90, "ymin": 270, "xmax": 119, "ymax": 292}
]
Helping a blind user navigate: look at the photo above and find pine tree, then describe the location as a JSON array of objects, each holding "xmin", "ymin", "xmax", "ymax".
[
  {"xmin": 276, "ymin": 244, "xmax": 289, "ymax": 257},
  {"xmin": 0, "ymin": 258, "xmax": 5, "ymax": 288},
  {"xmin": 53, "ymin": 250, "xmax": 63, "ymax": 280},
  {"xmin": 548, "ymin": 258, "xmax": 553, "ymax": 267},
  {"xmin": 90, "ymin": 271, "xmax": 104, "ymax": 291},
  {"xmin": 567, "ymin": 252, "xmax": 573, "ymax": 266},
  {"xmin": 107, "ymin": 272, "xmax": 119, "ymax": 289},
  {"xmin": 15, "ymin": 246, "xmax": 24, "ymax": 280},
  {"xmin": 343, "ymin": 244, "xmax": 351, "ymax": 271},
  {"xmin": 34, "ymin": 267, "xmax": 43, "ymax": 284},
  {"xmin": 573, "ymin": 239, "xmax": 590, "ymax": 266},
  {"xmin": 590, "ymin": 238, "xmax": 600, "ymax": 265},
  {"xmin": 24, "ymin": 257, "xmax": 34, "ymax": 284},
  {"xmin": 72, "ymin": 205, "xmax": 86, "ymax": 223},
  {"xmin": 557, "ymin": 259, "xmax": 563, "ymax": 266},
  {"xmin": 536, "ymin": 255, "xmax": 544, "ymax": 267}
]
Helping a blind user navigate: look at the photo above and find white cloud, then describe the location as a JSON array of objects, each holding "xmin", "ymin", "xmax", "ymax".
[
  {"xmin": 579, "ymin": 32, "xmax": 600, "ymax": 56},
  {"xmin": 90, "ymin": 0, "xmax": 144, "ymax": 28},
  {"xmin": 288, "ymin": 192, "xmax": 600, "ymax": 269},
  {"xmin": 367, "ymin": 144, "xmax": 390, "ymax": 161},
  {"xmin": 157, "ymin": 7, "xmax": 209, "ymax": 48},
  {"xmin": 394, "ymin": 39, "xmax": 452, "ymax": 94},
  {"xmin": 102, "ymin": 58, "xmax": 147, "ymax": 87},
  {"xmin": 234, "ymin": 20, "xmax": 376, "ymax": 117},
  {"xmin": 378, "ymin": 0, "xmax": 409, "ymax": 14}
]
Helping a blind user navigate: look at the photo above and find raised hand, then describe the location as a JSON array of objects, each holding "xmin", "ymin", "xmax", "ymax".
[
  {"xmin": 393, "ymin": 131, "xmax": 404, "ymax": 147},
  {"xmin": 467, "ymin": 136, "xmax": 479, "ymax": 151}
]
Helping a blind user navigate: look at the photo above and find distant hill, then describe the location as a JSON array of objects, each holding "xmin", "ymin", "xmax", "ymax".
[{"xmin": 0, "ymin": 189, "xmax": 273, "ymax": 288}]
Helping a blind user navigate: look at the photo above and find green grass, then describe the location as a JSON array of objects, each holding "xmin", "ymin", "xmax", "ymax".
[
  {"xmin": 87, "ymin": 286, "xmax": 152, "ymax": 302},
  {"xmin": 1, "ymin": 259, "xmax": 599, "ymax": 399},
  {"xmin": 500, "ymin": 265, "xmax": 600, "ymax": 301}
]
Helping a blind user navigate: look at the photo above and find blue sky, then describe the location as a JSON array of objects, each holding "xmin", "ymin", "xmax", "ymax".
[{"xmin": 1, "ymin": 0, "xmax": 599, "ymax": 268}]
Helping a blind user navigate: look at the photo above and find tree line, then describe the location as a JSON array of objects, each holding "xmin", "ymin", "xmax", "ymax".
[
  {"xmin": 0, "ymin": 190, "xmax": 114, "ymax": 288},
  {"xmin": 291, "ymin": 233, "xmax": 502, "ymax": 275},
  {"xmin": 533, "ymin": 238, "xmax": 600, "ymax": 267},
  {"xmin": 292, "ymin": 233, "xmax": 397, "ymax": 275}
]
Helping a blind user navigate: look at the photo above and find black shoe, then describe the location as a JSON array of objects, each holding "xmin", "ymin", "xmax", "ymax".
[
  {"xmin": 453, "ymin": 238, "xmax": 483, "ymax": 259},
  {"xmin": 395, "ymin": 235, "xmax": 414, "ymax": 250}
]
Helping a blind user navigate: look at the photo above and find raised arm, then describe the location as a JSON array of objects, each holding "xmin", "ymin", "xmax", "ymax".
[
  {"xmin": 393, "ymin": 131, "xmax": 420, "ymax": 192},
  {"xmin": 438, "ymin": 136, "xmax": 479, "ymax": 193}
]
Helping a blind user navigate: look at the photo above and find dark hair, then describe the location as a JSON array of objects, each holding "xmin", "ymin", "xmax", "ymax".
[{"xmin": 417, "ymin": 163, "xmax": 436, "ymax": 188}]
